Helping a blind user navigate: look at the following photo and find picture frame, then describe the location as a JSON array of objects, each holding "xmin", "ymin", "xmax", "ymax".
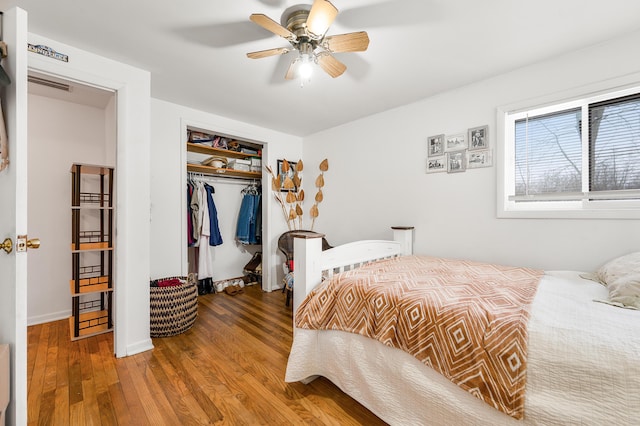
[
  {"xmin": 277, "ymin": 159, "xmax": 297, "ymax": 192},
  {"xmin": 426, "ymin": 156, "xmax": 446, "ymax": 173},
  {"xmin": 427, "ymin": 134, "xmax": 445, "ymax": 156},
  {"xmin": 447, "ymin": 151, "xmax": 466, "ymax": 173},
  {"xmin": 445, "ymin": 133, "xmax": 467, "ymax": 152},
  {"xmin": 467, "ymin": 149, "xmax": 492, "ymax": 169},
  {"xmin": 468, "ymin": 125, "xmax": 489, "ymax": 150}
]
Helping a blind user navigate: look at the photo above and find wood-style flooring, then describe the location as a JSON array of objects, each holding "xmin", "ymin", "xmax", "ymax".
[{"xmin": 27, "ymin": 284, "xmax": 387, "ymax": 425}]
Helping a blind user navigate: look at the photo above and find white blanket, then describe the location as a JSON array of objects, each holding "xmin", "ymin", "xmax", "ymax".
[{"xmin": 285, "ymin": 271, "xmax": 640, "ymax": 425}]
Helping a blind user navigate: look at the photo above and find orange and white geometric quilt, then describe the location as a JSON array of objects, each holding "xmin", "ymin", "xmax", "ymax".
[{"xmin": 295, "ymin": 255, "xmax": 543, "ymax": 419}]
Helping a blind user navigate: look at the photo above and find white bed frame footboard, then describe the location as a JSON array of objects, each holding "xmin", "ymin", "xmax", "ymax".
[{"xmin": 292, "ymin": 227, "xmax": 414, "ymax": 315}]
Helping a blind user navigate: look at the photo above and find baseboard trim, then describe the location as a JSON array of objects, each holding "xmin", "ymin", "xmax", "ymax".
[
  {"xmin": 124, "ymin": 339, "xmax": 154, "ymax": 357},
  {"xmin": 27, "ymin": 309, "xmax": 71, "ymax": 326}
]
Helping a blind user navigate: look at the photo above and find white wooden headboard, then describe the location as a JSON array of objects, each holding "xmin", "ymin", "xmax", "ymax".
[{"xmin": 292, "ymin": 227, "xmax": 414, "ymax": 316}]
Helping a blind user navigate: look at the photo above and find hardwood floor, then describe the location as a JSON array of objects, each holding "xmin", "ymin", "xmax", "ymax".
[{"xmin": 27, "ymin": 285, "xmax": 387, "ymax": 425}]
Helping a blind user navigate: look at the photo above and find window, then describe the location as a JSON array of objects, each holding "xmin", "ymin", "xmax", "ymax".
[
  {"xmin": 514, "ymin": 107, "xmax": 582, "ymax": 197},
  {"xmin": 500, "ymin": 86, "xmax": 640, "ymax": 218},
  {"xmin": 589, "ymin": 94, "xmax": 640, "ymax": 193}
]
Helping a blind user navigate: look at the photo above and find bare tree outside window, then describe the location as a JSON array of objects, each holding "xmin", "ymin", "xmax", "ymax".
[
  {"xmin": 514, "ymin": 109, "xmax": 582, "ymax": 196},
  {"xmin": 589, "ymin": 95, "xmax": 640, "ymax": 192}
]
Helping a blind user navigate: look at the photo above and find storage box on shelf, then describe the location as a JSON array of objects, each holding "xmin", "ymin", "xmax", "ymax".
[
  {"xmin": 228, "ymin": 158, "xmax": 251, "ymax": 172},
  {"xmin": 250, "ymin": 157, "xmax": 262, "ymax": 173},
  {"xmin": 69, "ymin": 164, "xmax": 114, "ymax": 340}
]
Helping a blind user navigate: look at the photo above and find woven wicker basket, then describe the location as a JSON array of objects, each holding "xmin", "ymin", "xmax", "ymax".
[{"xmin": 149, "ymin": 276, "xmax": 198, "ymax": 338}]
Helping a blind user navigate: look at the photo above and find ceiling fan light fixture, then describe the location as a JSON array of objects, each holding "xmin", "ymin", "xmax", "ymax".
[
  {"xmin": 295, "ymin": 42, "xmax": 315, "ymax": 87},
  {"xmin": 299, "ymin": 54, "xmax": 313, "ymax": 79}
]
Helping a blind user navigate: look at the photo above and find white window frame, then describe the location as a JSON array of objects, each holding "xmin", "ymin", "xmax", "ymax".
[{"xmin": 498, "ymin": 82, "xmax": 640, "ymax": 220}]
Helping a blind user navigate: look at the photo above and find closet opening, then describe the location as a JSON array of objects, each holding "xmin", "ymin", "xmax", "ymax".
[
  {"xmin": 27, "ymin": 71, "xmax": 117, "ymax": 343},
  {"xmin": 185, "ymin": 126, "xmax": 267, "ymax": 294}
]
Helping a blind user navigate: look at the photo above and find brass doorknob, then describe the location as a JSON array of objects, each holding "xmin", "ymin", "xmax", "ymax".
[
  {"xmin": 27, "ymin": 238, "xmax": 41, "ymax": 249},
  {"xmin": 1, "ymin": 237, "xmax": 12, "ymax": 254}
]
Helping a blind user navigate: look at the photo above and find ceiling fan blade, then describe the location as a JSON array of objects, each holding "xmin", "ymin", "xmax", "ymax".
[
  {"xmin": 317, "ymin": 53, "xmax": 346, "ymax": 78},
  {"xmin": 247, "ymin": 47, "xmax": 290, "ymax": 59},
  {"xmin": 323, "ymin": 31, "xmax": 370, "ymax": 53},
  {"xmin": 250, "ymin": 14, "xmax": 297, "ymax": 41},
  {"xmin": 285, "ymin": 60, "xmax": 299, "ymax": 80},
  {"xmin": 306, "ymin": 0, "xmax": 338, "ymax": 38}
]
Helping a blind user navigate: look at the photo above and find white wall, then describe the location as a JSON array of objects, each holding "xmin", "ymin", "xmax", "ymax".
[
  {"xmin": 27, "ymin": 93, "xmax": 114, "ymax": 325},
  {"xmin": 303, "ymin": 30, "xmax": 640, "ymax": 272},
  {"xmin": 150, "ymin": 99, "xmax": 302, "ymax": 291}
]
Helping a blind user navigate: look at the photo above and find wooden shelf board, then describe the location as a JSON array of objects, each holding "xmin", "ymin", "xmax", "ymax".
[
  {"xmin": 69, "ymin": 310, "xmax": 112, "ymax": 340},
  {"xmin": 187, "ymin": 163, "xmax": 261, "ymax": 179},
  {"xmin": 69, "ymin": 277, "xmax": 112, "ymax": 295},
  {"xmin": 71, "ymin": 242, "xmax": 112, "ymax": 251},
  {"xmin": 186, "ymin": 143, "xmax": 259, "ymax": 159},
  {"xmin": 71, "ymin": 205, "xmax": 114, "ymax": 210},
  {"xmin": 70, "ymin": 163, "xmax": 114, "ymax": 175}
]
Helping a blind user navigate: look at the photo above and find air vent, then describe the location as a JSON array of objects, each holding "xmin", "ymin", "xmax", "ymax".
[{"xmin": 28, "ymin": 75, "xmax": 71, "ymax": 92}]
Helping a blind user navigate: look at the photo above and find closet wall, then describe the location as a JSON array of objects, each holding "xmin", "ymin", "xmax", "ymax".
[{"xmin": 27, "ymin": 83, "xmax": 116, "ymax": 325}]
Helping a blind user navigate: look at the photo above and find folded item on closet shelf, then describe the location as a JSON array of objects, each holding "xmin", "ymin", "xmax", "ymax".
[
  {"xmin": 189, "ymin": 131, "xmax": 214, "ymax": 143},
  {"xmin": 202, "ymin": 156, "xmax": 227, "ymax": 168}
]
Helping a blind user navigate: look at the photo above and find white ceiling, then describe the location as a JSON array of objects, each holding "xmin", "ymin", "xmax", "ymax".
[{"xmin": 7, "ymin": 0, "xmax": 640, "ymax": 136}]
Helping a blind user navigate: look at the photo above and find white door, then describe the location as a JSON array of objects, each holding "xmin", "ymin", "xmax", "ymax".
[{"xmin": 0, "ymin": 7, "xmax": 29, "ymax": 426}]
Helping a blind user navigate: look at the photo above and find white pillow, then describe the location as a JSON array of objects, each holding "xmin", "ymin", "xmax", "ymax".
[{"xmin": 596, "ymin": 252, "xmax": 640, "ymax": 310}]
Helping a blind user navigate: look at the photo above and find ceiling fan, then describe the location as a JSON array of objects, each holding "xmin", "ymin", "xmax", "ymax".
[{"xmin": 247, "ymin": 0, "xmax": 369, "ymax": 83}]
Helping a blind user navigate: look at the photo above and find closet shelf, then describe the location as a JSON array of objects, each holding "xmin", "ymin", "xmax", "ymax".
[
  {"xmin": 68, "ymin": 310, "xmax": 112, "ymax": 341},
  {"xmin": 187, "ymin": 163, "xmax": 261, "ymax": 179},
  {"xmin": 69, "ymin": 163, "xmax": 113, "ymax": 176},
  {"xmin": 69, "ymin": 276, "xmax": 111, "ymax": 295},
  {"xmin": 71, "ymin": 247, "xmax": 114, "ymax": 254},
  {"xmin": 71, "ymin": 206, "xmax": 114, "ymax": 210},
  {"xmin": 186, "ymin": 142, "xmax": 260, "ymax": 159},
  {"xmin": 71, "ymin": 242, "xmax": 112, "ymax": 251},
  {"xmin": 71, "ymin": 230, "xmax": 112, "ymax": 250}
]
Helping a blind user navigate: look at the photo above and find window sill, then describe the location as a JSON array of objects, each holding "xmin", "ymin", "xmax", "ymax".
[{"xmin": 498, "ymin": 202, "xmax": 640, "ymax": 219}]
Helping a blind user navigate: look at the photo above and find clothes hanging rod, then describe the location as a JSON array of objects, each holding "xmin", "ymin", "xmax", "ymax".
[{"xmin": 187, "ymin": 172, "xmax": 260, "ymax": 186}]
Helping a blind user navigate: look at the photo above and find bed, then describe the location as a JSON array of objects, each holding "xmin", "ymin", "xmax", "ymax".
[{"xmin": 284, "ymin": 229, "xmax": 640, "ymax": 425}]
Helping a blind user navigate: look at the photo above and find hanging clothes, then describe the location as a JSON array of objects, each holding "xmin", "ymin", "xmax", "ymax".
[
  {"xmin": 236, "ymin": 183, "xmax": 261, "ymax": 245},
  {"xmin": 197, "ymin": 182, "xmax": 214, "ymax": 280},
  {"xmin": 186, "ymin": 176, "xmax": 224, "ymax": 294},
  {"xmin": 189, "ymin": 179, "xmax": 201, "ymax": 246},
  {"xmin": 254, "ymin": 194, "xmax": 262, "ymax": 243},
  {"xmin": 186, "ymin": 181, "xmax": 196, "ymax": 246},
  {"xmin": 204, "ymin": 183, "xmax": 223, "ymax": 246},
  {"xmin": 186, "ymin": 178, "xmax": 223, "ymax": 248}
]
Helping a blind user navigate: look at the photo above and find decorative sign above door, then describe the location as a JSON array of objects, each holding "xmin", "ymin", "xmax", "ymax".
[{"xmin": 27, "ymin": 44, "xmax": 68, "ymax": 62}]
